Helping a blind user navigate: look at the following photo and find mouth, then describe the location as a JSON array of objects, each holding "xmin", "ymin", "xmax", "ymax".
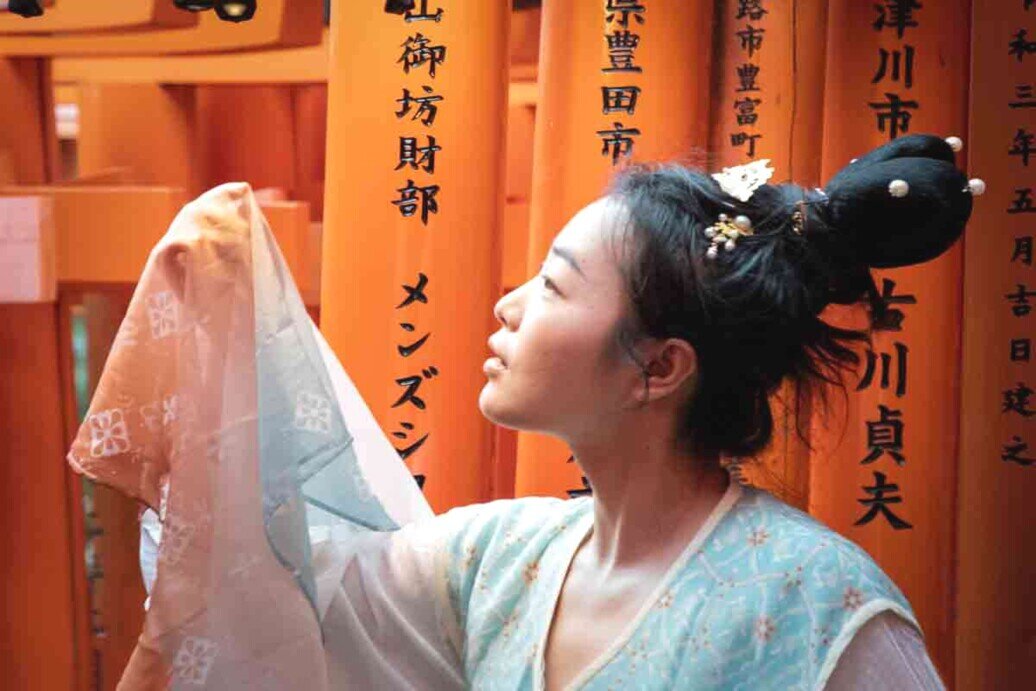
[
  {"xmin": 485, "ymin": 337, "xmax": 508, "ymax": 375},
  {"xmin": 483, "ymin": 356, "xmax": 507, "ymax": 376}
]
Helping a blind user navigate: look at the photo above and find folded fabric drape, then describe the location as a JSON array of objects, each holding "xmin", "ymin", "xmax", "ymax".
[{"xmin": 67, "ymin": 182, "xmax": 430, "ymax": 689}]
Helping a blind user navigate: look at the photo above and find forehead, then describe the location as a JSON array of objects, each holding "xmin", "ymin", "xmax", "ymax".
[{"xmin": 551, "ymin": 197, "xmax": 628, "ymax": 269}]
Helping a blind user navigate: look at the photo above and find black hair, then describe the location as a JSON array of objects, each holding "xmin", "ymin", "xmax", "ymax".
[{"xmin": 608, "ymin": 134, "xmax": 975, "ymax": 459}]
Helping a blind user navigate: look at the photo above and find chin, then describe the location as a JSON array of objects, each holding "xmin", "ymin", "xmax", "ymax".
[{"xmin": 478, "ymin": 381, "xmax": 540, "ymax": 432}]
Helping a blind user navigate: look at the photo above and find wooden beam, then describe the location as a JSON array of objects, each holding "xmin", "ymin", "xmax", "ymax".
[
  {"xmin": 54, "ymin": 29, "xmax": 329, "ymax": 84},
  {"xmin": 0, "ymin": 0, "xmax": 195, "ymax": 34},
  {"xmin": 0, "ymin": 186, "xmax": 186, "ymax": 283},
  {"xmin": 0, "ymin": 0, "xmax": 322, "ymax": 57}
]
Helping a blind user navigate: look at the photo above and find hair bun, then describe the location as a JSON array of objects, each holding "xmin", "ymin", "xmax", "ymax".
[{"xmin": 822, "ymin": 134, "xmax": 974, "ymax": 269}]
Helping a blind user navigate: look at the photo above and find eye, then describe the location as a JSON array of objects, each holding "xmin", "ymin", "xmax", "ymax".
[{"xmin": 540, "ymin": 274, "xmax": 559, "ymax": 294}]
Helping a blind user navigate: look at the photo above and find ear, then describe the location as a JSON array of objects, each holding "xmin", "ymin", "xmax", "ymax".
[{"xmin": 635, "ymin": 338, "xmax": 698, "ymax": 404}]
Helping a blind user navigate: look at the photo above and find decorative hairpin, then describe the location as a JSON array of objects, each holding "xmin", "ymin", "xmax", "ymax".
[
  {"xmin": 711, "ymin": 159, "xmax": 775, "ymax": 203},
  {"xmin": 704, "ymin": 213, "xmax": 754, "ymax": 259}
]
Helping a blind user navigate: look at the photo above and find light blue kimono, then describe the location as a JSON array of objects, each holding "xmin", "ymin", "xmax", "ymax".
[{"xmin": 437, "ymin": 481, "xmax": 917, "ymax": 691}]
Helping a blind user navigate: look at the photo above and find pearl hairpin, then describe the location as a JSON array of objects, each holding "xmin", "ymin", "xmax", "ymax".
[{"xmin": 704, "ymin": 213, "xmax": 754, "ymax": 259}]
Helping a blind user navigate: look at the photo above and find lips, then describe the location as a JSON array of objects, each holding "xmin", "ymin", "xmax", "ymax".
[{"xmin": 487, "ymin": 335, "xmax": 508, "ymax": 367}]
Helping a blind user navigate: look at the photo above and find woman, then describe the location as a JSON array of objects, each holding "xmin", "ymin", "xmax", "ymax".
[{"xmin": 73, "ymin": 134, "xmax": 979, "ymax": 689}]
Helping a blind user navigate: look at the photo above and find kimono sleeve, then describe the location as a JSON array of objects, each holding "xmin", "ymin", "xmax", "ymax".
[{"xmin": 315, "ymin": 501, "xmax": 505, "ymax": 690}]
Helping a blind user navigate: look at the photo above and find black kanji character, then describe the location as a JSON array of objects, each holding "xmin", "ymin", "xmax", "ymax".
[
  {"xmin": 605, "ymin": 0, "xmax": 646, "ymax": 28},
  {"xmin": 1005, "ymin": 283, "xmax": 1036, "ymax": 317},
  {"xmin": 1013, "ymin": 235, "xmax": 1033, "ymax": 265},
  {"xmin": 1008, "ymin": 128, "xmax": 1035, "ymax": 166},
  {"xmin": 855, "ymin": 471, "xmax": 913, "ymax": 529},
  {"xmin": 736, "ymin": 25, "xmax": 765, "ymax": 58},
  {"xmin": 733, "ymin": 97, "xmax": 762, "ymax": 126},
  {"xmin": 857, "ymin": 342, "xmax": 909, "ymax": 397},
  {"xmin": 395, "ymin": 86, "xmax": 443, "ymax": 126},
  {"xmin": 1010, "ymin": 84, "xmax": 1036, "ymax": 109},
  {"xmin": 603, "ymin": 30, "xmax": 642, "ymax": 73},
  {"xmin": 1009, "ymin": 28, "xmax": 1036, "ymax": 62},
  {"xmin": 862, "ymin": 404, "xmax": 906, "ymax": 466},
  {"xmin": 1007, "ymin": 188, "xmax": 1036, "ymax": 214},
  {"xmin": 398, "ymin": 332, "xmax": 430, "ymax": 357},
  {"xmin": 736, "ymin": 0, "xmax": 768, "ymax": 21},
  {"xmin": 1011, "ymin": 338, "xmax": 1031, "ymax": 362},
  {"xmin": 872, "ymin": 46, "xmax": 915, "ymax": 88},
  {"xmin": 1001, "ymin": 436, "xmax": 1034, "ymax": 466},
  {"xmin": 396, "ymin": 433, "xmax": 429, "ymax": 460},
  {"xmin": 736, "ymin": 63, "xmax": 762, "ymax": 92},
  {"xmin": 601, "ymin": 86, "xmax": 641, "ymax": 115},
  {"xmin": 392, "ymin": 180, "xmax": 440, "ymax": 225},
  {"xmin": 397, "ymin": 272, "xmax": 429, "ymax": 308},
  {"xmin": 396, "ymin": 135, "xmax": 441, "ymax": 173},
  {"xmin": 873, "ymin": 278, "xmax": 918, "ymax": 331},
  {"xmin": 730, "ymin": 131, "xmax": 763, "ymax": 158},
  {"xmin": 392, "ymin": 366, "xmax": 440, "ymax": 410},
  {"xmin": 873, "ymin": 0, "xmax": 922, "ymax": 38},
  {"xmin": 404, "ymin": 0, "xmax": 442, "ymax": 22},
  {"xmin": 1002, "ymin": 382, "xmax": 1035, "ymax": 417},
  {"xmin": 399, "ymin": 33, "xmax": 446, "ymax": 78},
  {"xmin": 868, "ymin": 93, "xmax": 919, "ymax": 140},
  {"xmin": 596, "ymin": 122, "xmax": 641, "ymax": 164}
]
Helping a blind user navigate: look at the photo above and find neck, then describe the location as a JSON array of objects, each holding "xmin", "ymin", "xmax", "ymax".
[{"xmin": 570, "ymin": 425, "xmax": 731, "ymax": 571}]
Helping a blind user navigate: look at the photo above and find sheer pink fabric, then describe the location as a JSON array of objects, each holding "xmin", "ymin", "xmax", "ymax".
[{"xmin": 68, "ymin": 183, "xmax": 345, "ymax": 689}]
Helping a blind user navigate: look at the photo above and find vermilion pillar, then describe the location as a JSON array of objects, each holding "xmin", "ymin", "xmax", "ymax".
[
  {"xmin": 76, "ymin": 83, "xmax": 196, "ymax": 191},
  {"xmin": 709, "ymin": 0, "xmax": 830, "ymax": 510},
  {"xmin": 0, "ymin": 58, "xmax": 57, "ymax": 184},
  {"xmin": 321, "ymin": 1, "xmax": 508, "ymax": 512},
  {"xmin": 955, "ymin": 1, "xmax": 1036, "ymax": 687},
  {"xmin": 515, "ymin": 0, "xmax": 715, "ymax": 498},
  {"xmin": 810, "ymin": 0, "xmax": 970, "ymax": 678}
]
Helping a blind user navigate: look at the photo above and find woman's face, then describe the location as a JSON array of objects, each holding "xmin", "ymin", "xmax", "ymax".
[{"xmin": 479, "ymin": 198, "xmax": 645, "ymax": 441}]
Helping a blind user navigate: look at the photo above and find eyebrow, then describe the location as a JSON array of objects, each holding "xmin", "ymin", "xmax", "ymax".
[{"xmin": 549, "ymin": 245, "xmax": 586, "ymax": 280}]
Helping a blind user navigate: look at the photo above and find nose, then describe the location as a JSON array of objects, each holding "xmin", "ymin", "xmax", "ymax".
[{"xmin": 493, "ymin": 283, "xmax": 524, "ymax": 330}]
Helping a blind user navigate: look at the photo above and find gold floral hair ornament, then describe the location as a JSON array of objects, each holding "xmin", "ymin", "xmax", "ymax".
[
  {"xmin": 704, "ymin": 213, "xmax": 754, "ymax": 260},
  {"xmin": 710, "ymin": 158, "xmax": 775, "ymax": 203}
]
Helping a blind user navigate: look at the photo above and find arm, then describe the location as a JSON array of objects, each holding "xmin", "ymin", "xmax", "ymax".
[{"xmin": 825, "ymin": 611, "xmax": 945, "ymax": 690}]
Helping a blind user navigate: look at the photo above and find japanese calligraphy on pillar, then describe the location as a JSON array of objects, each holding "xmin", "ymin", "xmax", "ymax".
[
  {"xmin": 868, "ymin": 0, "xmax": 923, "ymax": 140},
  {"xmin": 848, "ymin": 0, "xmax": 930, "ymax": 529},
  {"xmin": 728, "ymin": 0, "xmax": 768, "ymax": 159},
  {"xmin": 854, "ymin": 279, "xmax": 917, "ymax": 529},
  {"xmin": 393, "ymin": 0, "xmax": 446, "ymax": 225},
  {"xmin": 389, "ymin": 1, "xmax": 446, "ymax": 480},
  {"xmin": 1000, "ymin": 0, "xmax": 1035, "ymax": 468},
  {"xmin": 597, "ymin": 0, "xmax": 646, "ymax": 165}
]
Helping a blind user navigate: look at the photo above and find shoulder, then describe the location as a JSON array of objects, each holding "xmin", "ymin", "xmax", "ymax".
[
  {"xmin": 703, "ymin": 486, "xmax": 919, "ymax": 687},
  {"xmin": 436, "ymin": 495, "xmax": 588, "ymax": 573},
  {"xmin": 720, "ymin": 486, "xmax": 908, "ymax": 599}
]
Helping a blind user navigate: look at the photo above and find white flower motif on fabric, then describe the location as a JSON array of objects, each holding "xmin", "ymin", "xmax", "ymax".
[
  {"xmin": 163, "ymin": 394, "xmax": 180, "ymax": 425},
  {"xmin": 159, "ymin": 517, "xmax": 196, "ymax": 566},
  {"xmin": 140, "ymin": 401, "xmax": 162, "ymax": 432},
  {"xmin": 88, "ymin": 409, "xmax": 131, "ymax": 458},
  {"xmin": 146, "ymin": 290, "xmax": 180, "ymax": 339},
  {"xmin": 842, "ymin": 585, "xmax": 865, "ymax": 611},
  {"xmin": 141, "ymin": 394, "xmax": 180, "ymax": 431},
  {"xmin": 293, "ymin": 392, "xmax": 333, "ymax": 434},
  {"xmin": 747, "ymin": 527, "xmax": 770, "ymax": 546},
  {"xmin": 172, "ymin": 636, "xmax": 219, "ymax": 686},
  {"xmin": 521, "ymin": 560, "xmax": 539, "ymax": 585},
  {"xmin": 753, "ymin": 615, "xmax": 776, "ymax": 643}
]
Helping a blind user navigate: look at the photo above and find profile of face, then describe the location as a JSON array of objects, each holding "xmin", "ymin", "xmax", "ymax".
[{"xmin": 478, "ymin": 197, "xmax": 695, "ymax": 446}]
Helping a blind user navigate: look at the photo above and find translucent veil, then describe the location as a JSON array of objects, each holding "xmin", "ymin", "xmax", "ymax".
[{"xmin": 67, "ymin": 183, "xmax": 431, "ymax": 689}]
